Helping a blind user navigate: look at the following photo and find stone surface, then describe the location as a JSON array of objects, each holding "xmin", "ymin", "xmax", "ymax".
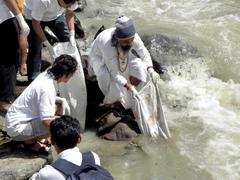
[{"xmin": 0, "ymin": 114, "xmax": 50, "ymax": 180}]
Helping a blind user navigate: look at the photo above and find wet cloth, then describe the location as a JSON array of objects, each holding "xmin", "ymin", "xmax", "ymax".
[
  {"xmin": 5, "ymin": 72, "xmax": 56, "ymax": 137},
  {"xmin": 132, "ymin": 75, "xmax": 171, "ymax": 138},
  {"xmin": 30, "ymin": 147, "xmax": 100, "ymax": 180},
  {"xmin": 102, "ymin": 57, "xmax": 147, "ymax": 109}
]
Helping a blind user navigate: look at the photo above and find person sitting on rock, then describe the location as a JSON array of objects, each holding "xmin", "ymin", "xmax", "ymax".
[
  {"xmin": 5, "ymin": 54, "xmax": 77, "ymax": 154},
  {"xmin": 30, "ymin": 115, "xmax": 101, "ymax": 179},
  {"xmin": 88, "ymin": 15, "xmax": 157, "ymax": 110}
]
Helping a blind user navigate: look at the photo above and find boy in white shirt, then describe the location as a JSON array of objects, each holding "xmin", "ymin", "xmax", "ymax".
[
  {"xmin": 24, "ymin": 0, "xmax": 78, "ymax": 83},
  {"xmin": 30, "ymin": 115, "xmax": 101, "ymax": 180},
  {"xmin": 5, "ymin": 54, "xmax": 77, "ymax": 154}
]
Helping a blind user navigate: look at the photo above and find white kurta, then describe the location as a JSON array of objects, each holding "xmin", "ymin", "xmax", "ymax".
[{"xmin": 88, "ymin": 28, "xmax": 152, "ymax": 109}]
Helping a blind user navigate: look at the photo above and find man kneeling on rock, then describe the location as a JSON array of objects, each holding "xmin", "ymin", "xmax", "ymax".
[{"xmin": 5, "ymin": 54, "xmax": 77, "ymax": 155}]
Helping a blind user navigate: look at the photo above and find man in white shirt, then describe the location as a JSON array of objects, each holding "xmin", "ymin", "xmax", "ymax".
[
  {"xmin": 88, "ymin": 15, "xmax": 157, "ymax": 109},
  {"xmin": 0, "ymin": 0, "xmax": 29, "ymax": 112},
  {"xmin": 30, "ymin": 115, "xmax": 101, "ymax": 180},
  {"xmin": 5, "ymin": 54, "xmax": 77, "ymax": 154},
  {"xmin": 24, "ymin": 0, "xmax": 78, "ymax": 83}
]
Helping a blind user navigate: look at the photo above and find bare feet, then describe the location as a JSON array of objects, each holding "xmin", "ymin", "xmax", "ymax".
[{"xmin": 22, "ymin": 141, "xmax": 50, "ymax": 155}]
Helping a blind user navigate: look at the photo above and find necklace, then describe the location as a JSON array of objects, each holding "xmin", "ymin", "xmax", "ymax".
[{"xmin": 116, "ymin": 45, "xmax": 128, "ymax": 72}]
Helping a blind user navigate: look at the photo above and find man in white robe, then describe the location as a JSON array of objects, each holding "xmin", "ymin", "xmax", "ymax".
[{"xmin": 89, "ymin": 15, "xmax": 156, "ymax": 109}]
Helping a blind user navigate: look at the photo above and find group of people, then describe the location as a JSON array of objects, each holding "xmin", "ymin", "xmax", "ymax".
[
  {"xmin": 0, "ymin": 0, "xmax": 78, "ymax": 113},
  {"xmin": 1, "ymin": 0, "xmax": 160, "ymax": 179}
]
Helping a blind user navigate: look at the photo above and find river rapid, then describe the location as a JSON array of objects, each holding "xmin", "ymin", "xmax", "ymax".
[{"xmin": 70, "ymin": 0, "xmax": 240, "ymax": 179}]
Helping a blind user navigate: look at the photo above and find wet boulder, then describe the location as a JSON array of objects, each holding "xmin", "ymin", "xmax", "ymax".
[
  {"xmin": 141, "ymin": 34, "xmax": 200, "ymax": 67},
  {"xmin": 96, "ymin": 111, "xmax": 141, "ymax": 141}
]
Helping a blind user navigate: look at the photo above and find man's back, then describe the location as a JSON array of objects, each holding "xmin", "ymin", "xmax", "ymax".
[{"xmin": 30, "ymin": 147, "xmax": 100, "ymax": 180}]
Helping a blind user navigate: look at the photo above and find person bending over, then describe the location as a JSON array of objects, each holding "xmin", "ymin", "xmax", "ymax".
[
  {"xmin": 5, "ymin": 54, "xmax": 77, "ymax": 154},
  {"xmin": 88, "ymin": 15, "xmax": 157, "ymax": 109}
]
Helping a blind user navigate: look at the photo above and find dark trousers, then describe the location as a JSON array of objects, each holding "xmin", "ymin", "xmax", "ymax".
[
  {"xmin": 26, "ymin": 15, "xmax": 70, "ymax": 82},
  {"xmin": 0, "ymin": 18, "xmax": 20, "ymax": 103}
]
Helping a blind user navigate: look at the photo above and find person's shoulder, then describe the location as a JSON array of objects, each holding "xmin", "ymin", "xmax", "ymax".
[
  {"xmin": 97, "ymin": 28, "xmax": 114, "ymax": 39},
  {"xmin": 32, "ymin": 72, "xmax": 54, "ymax": 89},
  {"xmin": 90, "ymin": 151, "xmax": 101, "ymax": 165},
  {"xmin": 94, "ymin": 28, "xmax": 115, "ymax": 48},
  {"xmin": 133, "ymin": 33, "xmax": 142, "ymax": 42},
  {"xmin": 30, "ymin": 164, "xmax": 65, "ymax": 180}
]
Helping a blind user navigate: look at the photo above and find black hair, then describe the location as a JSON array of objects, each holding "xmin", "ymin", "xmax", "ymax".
[
  {"xmin": 111, "ymin": 30, "xmax": 118, "ymax": 47},
  {"xmin": 47, "ymin": 54, "xmax": 77, "ymax": 80},
  {"xmin": 50, "ymin": 115, "xmax": 83, "ymax": 150},
  {"xmin": 63, "ymin": 0, "xmax": 77, "ymax": 4}
]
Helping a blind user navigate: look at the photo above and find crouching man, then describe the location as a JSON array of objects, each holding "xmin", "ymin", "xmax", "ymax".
[
  {"xmin": 88, "ymin": 15, "xmax": 156, "ymax": 109},
  {"xmin": 5, "ymin": 54, "xmax": 77, "ymax": 154}
]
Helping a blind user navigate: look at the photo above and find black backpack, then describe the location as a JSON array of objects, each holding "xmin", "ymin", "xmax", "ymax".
[{"xmin": 51, "ymin": 151, "xmax": 114, "ymax": 180}]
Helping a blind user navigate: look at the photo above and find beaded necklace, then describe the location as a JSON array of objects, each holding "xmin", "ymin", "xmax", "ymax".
[{"xmin": 116, "ymin": 45, "xmax": 128, "ymax": 72}]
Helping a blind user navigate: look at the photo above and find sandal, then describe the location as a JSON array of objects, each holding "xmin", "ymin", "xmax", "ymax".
[{"xmin": 21, "ymin": 142, "xmax": 50, "ymax": 156}]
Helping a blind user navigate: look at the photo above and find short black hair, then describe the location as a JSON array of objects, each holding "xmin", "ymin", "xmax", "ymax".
[
  {"xmin": 47, "ymin": 54, "xmax": 77, "ymax": 80},
  {"xmin": 50, "ymin": 115, "xmax": 83, "ymax": 150},
  {"xmin": 63, "ymin": 0, "xmax": 77, "ymax": 4}
]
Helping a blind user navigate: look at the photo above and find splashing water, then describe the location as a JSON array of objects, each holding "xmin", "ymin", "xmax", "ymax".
[{"xmin": 76, "ymin": 0, "xmax": 240, "ymax": 179}]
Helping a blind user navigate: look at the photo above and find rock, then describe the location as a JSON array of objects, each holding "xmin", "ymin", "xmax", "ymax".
[
  {"xmin": 0, "ymin": 154, "xmax": 49, "ymax": 180},
  {"xmin": 0, "ymin": 115, "xmax": 51, "ymax": 180},
  {"xmin": 141, "ymin": 34, "xmax": 200, "ymax": 67},
  {"xmin": 97, "ymin": 111, "xmax": 141, "ymax": 141}
]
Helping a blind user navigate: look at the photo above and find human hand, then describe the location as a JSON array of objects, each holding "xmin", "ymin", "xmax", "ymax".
[
  {"xmin": 56, "ymin": 96, "xmax": 71, "ymax": 115},
  {"xmin": 148, "ymin": 67, "xmax": 160, "ymax": 80},
  {"xmin": 68, "ymin": 30, "xmax": 77, "ymax": 52},
  {"xmin": 16, "ymin": 14, "xmax": 30, "ymax": 36},
  {"xmin": 43, "ymin": 40, "xmax": 56, "ymax": 61},
  {"xmin": 129, "ymin": 86, "xmax": 139, "ymax": 98}
]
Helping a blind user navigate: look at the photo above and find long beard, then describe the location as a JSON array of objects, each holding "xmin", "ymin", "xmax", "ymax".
[
  {"xmin": 120, "ymin": 45, "xmax": 131, "ymax": 53},
  {"xmin": 117, "ymin": 44, "xmax": 128, "ymax": 61}
]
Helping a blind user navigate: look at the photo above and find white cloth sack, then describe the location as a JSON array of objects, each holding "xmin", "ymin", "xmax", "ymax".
[
  {"xmin": 100, "ymin": 57, "xmax": 148, "ymax": 109},
  {"xmin": 53, "ymin": 42, "xmax": 87, "ymax": 129},
  {"xmin": 132, "ymin": 74, "xmax": 171, "ymax": 139}
]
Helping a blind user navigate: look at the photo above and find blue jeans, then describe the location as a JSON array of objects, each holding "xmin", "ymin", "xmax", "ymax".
[{"xmin": 26, "ymin": 15, "xmax": 70, "ymax": 83}]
